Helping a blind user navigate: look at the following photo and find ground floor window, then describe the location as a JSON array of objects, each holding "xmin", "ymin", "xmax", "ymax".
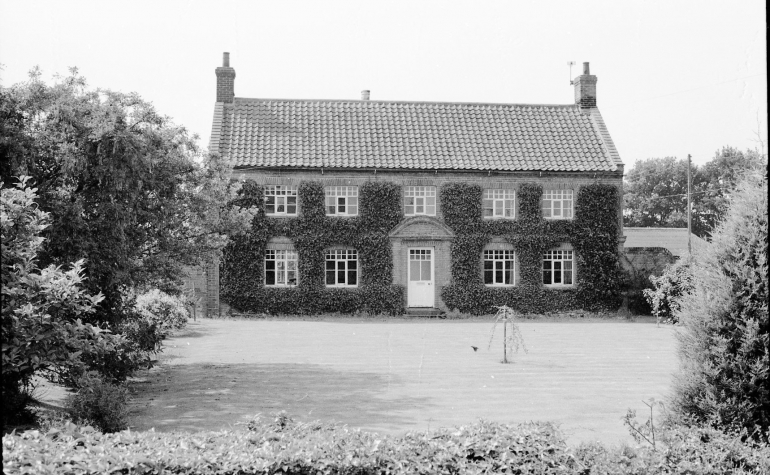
[
  {"xmin": 265, "ymin": 250, "xmax": 298, "ymax": 286},
  {"xmin": 325, "ymin": 249, "xmax": 358, "ymax": 286},
  {"xmin": 543, "ymin": 249, "xmax": 574, "ymax": 286},
  {"xmin": 484, "ymin": 250, "xmax": 515, "ymax": 286}
]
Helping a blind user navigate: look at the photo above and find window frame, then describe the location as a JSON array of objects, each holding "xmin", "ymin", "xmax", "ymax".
[
  {"xmin": 483, "ymin": 249, "xmax": 516, "ymax": 286},
  {"xmin": 542, "ymin": 189, "xmax": 573, "ymax": 220},
  {"xmin": 264, "ymin": 249, "xmax": 298, "ymax": 287},
  {"xmin": 483, "ymin": 189, "xmax": 516, "ymax": 219},
  {"xmin": 542, "ymin": 248, "xmax": 575, "ymax": 287},
  {"xmin": 404, "ymin": 186, "xmax": 437, "ymax": 216},
  {"xmin": 264, "ymin": 185, "xmax": 298, "ymax": 216},
  {"xmin": 325, "ymin": 186, "xmax": 359, "ymax": 217},
  {"xmin": 325, "ymin": 249, "xmax": 359, "ymax": 287}
]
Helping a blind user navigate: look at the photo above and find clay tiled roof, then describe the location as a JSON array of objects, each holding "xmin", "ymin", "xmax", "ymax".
[
  {"xmin": 215, "ymin": 98, "xmax": 622, "ymax": 172},
  {"xmin": 624, "ymin": 227, "xmax": 707, "ymax": 258}
]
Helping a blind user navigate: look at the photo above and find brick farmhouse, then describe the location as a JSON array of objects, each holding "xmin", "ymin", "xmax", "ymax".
[{"xmin": 196, "ymin": 53, "xmax": 625, "ymax": 316}]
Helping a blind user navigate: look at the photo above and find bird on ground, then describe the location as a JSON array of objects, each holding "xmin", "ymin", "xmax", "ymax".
[{"xmin": 471, "ymin": 346, "xmax": 478, "ymax": 352}]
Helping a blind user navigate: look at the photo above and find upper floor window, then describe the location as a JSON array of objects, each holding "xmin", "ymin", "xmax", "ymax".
[
  {"xmin": 484, "ymin": 249, "xmax": 516, "ymax": 286},
  {"xmin": 542, "ymin": 190, "xmax": 573, "ymax": 219},
  {"xmin": 325, "ymin": 186, "xmax": 358, "ymax": 216},
  {"xmin": 325, "ymin": 249, "xmax": 358, "ymax": 287},
  {"xmin": 265, "ymin": 249, "xmax": 298, "ymax": 286},
  {"xmin": 483, "ymin": 189, "xmax": 515, "ymax": 219},
  {"xmin": 265, "ymin": 185, "xmax": 298, "ymax": 216},
  {"xmin": 404, "ymin": 186, "xmax": 436, "ymax": 216},
  {"xmin": 543, "ymin": 249, "xmax": 574, "ymax": 287}
]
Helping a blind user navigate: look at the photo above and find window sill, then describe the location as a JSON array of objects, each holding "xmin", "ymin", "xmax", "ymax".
[
  {"xmin": 264, "ymin": 284, "xmax": 298, "ymax": 288},
  {"xmin": 485, "ymin": 284, "xmax": 516, "ymax": 287},
  {"xmin": 543, "ymin": 284, "xmax": 575, "ymax": 289},
  {"xmin": 325, "ymin": 214, "xmax": 358, "ymax": 218},
  {"xmin": 543, "ymin": 217, "xmax": 573, "ymax": 221},
  {"xmin": 483, "ymin": 216, "xmax": 516, "ymax": 220},
  {"xmin": 325, "ymin": 285, "xmax": 359, "ymax": 288},
  {"xmin": 265, "ymin": 214, "xmax": 298, "ymax": 218}
]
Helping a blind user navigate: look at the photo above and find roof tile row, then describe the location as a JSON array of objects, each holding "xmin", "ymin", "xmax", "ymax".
[{"xmin": 217, "ymin": 99, "xmax": 619, "ymax": 172}]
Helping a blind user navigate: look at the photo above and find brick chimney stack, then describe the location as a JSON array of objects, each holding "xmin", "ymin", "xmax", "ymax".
[
  {"xmin": 215, "ymin": 52, "xmax": 236, "ymax": 103},
  {"xmin": 573, "ymin": 62, "xmax": 597, "ymax": 108}
]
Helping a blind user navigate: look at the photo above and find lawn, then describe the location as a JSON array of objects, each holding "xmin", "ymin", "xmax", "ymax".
[{"xmin": 126, "ymin": 317, "xmax": 677, "ymax": 446}]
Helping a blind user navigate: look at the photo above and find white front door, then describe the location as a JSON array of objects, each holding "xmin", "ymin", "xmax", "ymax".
[{"xmin": 408, "ymin": 248, "xmax": 434, "ymax": 307}]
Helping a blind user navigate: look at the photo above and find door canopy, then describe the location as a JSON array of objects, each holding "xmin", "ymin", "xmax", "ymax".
[{"xmin": 388, "ymin": 216, "xmax": 455, "ymax": 241}]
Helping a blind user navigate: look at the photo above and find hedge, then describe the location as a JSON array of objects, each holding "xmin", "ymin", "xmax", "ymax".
[{"xmin": 4, "ymin": 417, "xmax": 769, "ymax": 474}]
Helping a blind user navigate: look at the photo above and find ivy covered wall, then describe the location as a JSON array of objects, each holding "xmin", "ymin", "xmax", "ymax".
[
  {"xmin": 221, "ymin": 180, "xmax": 405, "ymax": 315},
  {"xmin": 440, "ymin": 182, "xmax": 624, "ymax": 314},
  {"xmin": 220, "ymin": 177, "xmax": 623, "ymax": 315}
]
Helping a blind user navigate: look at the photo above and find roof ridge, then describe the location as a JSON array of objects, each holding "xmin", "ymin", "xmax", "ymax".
[{"xmin": 232, "ymin": 97, "xmax": 579, "ymax": 109}]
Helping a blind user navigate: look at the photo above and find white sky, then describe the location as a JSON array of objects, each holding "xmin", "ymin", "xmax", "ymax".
[{"xmin": 1, "ymin": 0, "xmax": 766, "ymax": 167}]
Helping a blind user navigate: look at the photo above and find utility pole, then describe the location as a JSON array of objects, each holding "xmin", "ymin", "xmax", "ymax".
[{"xmin": 687, "ymin": 154, "xmax": 692, "ymax": 255}]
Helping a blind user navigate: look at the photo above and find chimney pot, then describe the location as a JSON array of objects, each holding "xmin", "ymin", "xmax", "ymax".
[
  {"xmin": 583, "ymin": 62, "xmax": 590, "ymax": 75},
  {"xmin": 223, "ymin": 52, "xmax": 230, "ymax": 67},
  {"xmin": 361, "ymin": 90, "xmax": 370, "ymax": 101}
]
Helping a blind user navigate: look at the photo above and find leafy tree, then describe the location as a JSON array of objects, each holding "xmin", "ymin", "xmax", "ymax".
[
  {"xmin": 0, "ymin": 69, "xmax": 254, "ymax": 327},
  {"xmin": 669, "ymin": 170, "xmax": 769, "ymax": 440},
  {"xmin": 696, "ymin": 147, "xmax": 766, "ymax": 237},
  {"xmin": 624, "ymin": 156, "xmax": 693, "ymax": 229},
  {"xmin": 1, "ymin": 178, "xmax": 123, "ymax": 424},
  {"xmin": 623, "ymin": 148, "xmax": 766, "ymax": 238}
]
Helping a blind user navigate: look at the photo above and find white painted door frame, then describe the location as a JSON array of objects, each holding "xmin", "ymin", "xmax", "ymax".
[{"xmin": 407, "ymin": 247, "xmax": 435, "ymax": 307}]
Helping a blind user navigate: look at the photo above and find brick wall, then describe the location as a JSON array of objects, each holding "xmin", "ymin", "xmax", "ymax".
[{"xmin": 215, "ymin": 67, "xmax": 236, "ymax": 103}]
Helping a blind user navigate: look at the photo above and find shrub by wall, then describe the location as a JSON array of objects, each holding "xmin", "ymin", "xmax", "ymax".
[
  {"xmin": 221, "ymin": 181, "xmax": 405, "ymax": 315},
  {"xmin": 441, "ymin": 182, "xmax": 624, "ymax": 314}
]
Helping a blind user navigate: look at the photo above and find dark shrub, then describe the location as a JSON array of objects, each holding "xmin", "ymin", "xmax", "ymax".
[{"xmin": 65, "ymin": 371, "xmax": 129, "ymax": 433}]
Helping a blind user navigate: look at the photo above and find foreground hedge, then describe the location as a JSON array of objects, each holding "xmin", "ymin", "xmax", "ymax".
[{"xmin": 4, "ymin": 418, "xmax": 769, "ymax": 474}]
